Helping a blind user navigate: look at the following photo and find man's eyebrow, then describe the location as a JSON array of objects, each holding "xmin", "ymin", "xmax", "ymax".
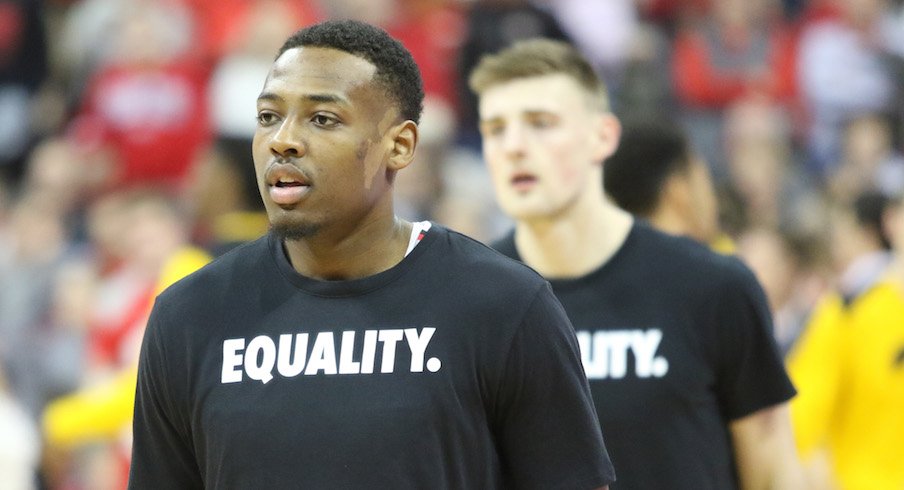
[
  {"xmin": 480, "ymin": 109, "xmax": 555, "ymax": 122},
  {"xmin": 256, "ymin": 92, "xmax": 348, "ymax": 105},
  {"xmin": 303, "ymin": 93, "xmax": 347, "ymax": 105},
  {"xmin": 257, "ymin": 92, "xmax": 283, "ymax": 103}
]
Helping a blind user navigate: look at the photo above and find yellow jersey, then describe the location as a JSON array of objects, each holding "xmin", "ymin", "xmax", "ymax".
[{"xmin": 788, "ymin": 281, "xmax": 904, "ymax": 490}]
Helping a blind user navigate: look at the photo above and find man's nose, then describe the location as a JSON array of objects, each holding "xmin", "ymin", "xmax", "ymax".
[
  {"xmin": 270, "ymin": 119, "xmax": 306, "ymax": 158},
  {"xmin": 502, "ymin": 123, "xmax": 528, "ymax": 158}
]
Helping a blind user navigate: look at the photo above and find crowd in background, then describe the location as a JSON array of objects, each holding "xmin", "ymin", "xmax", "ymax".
[{"xmin": 0, "ymin": 0, "xmax": 903, "ymax": 488}]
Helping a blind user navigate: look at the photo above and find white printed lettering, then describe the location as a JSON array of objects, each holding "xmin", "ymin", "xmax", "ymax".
[
  {"xmin": 221, "ymin": 338, "xmax": 245, "ymax": 383},
  {"xmin": 360, "ymin": 330, "xmax": 378, "ymax": 374},
  {"xmin": 607, "ymin": 331, "xmax": 632, "ymax": 379},
  {"xmin": 578, "ymin": 329, "xmax": 670, "ymax": 380},
  {"xmin": 338, "ymin": 331, "xmax": 360, "ymax": 374},
  {"xmin": 220, "ymin": 327, "xmax": 441, "ymax": 384},
  {"xmin": 305, "ymin": 332, "xmax": 338, "ymax": 375},
  {"xmin": 631, "ymin": 329, "xmax": 669, "ymax": 377},
  {"xmin": 244, "ymin": 336, "xmax": 276, "ymax": 384},
  {"xmin": 378, "ymin": 329, "xmax": 404, "ymax": 373},
  {"xmin": 277, "ymin": 333, "xmax": 309, "ymax": 377},
  {"xmin": 405, "ymin": 327, "xmax": 435, "ymax": 372}
]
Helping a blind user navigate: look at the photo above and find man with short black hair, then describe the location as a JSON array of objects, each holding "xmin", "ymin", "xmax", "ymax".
[
  {"xmin": 603, "ymin": 118, "xmax": 720, "ymax": 245},
  {"xmin": 129, "ymin": 20, "xmax": 614, "ymax": 489}
]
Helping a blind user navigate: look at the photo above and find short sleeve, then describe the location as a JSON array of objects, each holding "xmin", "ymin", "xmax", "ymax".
[
  {"xmin": 128, "ymin": 300, "xmax": 203, "ymax": 489},
  {"xmin": 493, "ymin": 283, "xmax": 616, "ymax": 490},
  {"xmin": 713, "ymin": 260, "xmax": 797, "ymax": 420}
]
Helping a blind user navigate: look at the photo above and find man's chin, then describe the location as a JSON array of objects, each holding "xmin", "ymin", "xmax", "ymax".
[{"xmin": 271, "ymin": 221, "xmax": 321, "ymax": 241}]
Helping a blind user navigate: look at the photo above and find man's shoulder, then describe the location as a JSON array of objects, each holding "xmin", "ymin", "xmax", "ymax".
[
  {"xmin": 634, "ymin": 225, "xmax": 746, "ymax": 275},
  {"xmin": 630, "ymin": 224, "xmax": 755, "ymax": 285},
  {"xmin": 435, "ymin": 226, "xmax": 548, "ymax": 291},
  {"xmin": 488, "ymin": 230, "xmax": 518, "ymax": 260},
  {"xmin": 156, "ymin": 235, "xmax": 271, "ymax": 305}
]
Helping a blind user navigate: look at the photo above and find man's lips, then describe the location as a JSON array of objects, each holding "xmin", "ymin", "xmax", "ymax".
[
  {"xmin": 510, "ymin": 172, "xmax": 538, "ymax": 191},
  {"xmin": 265, "ymin": 163, "xmax": 312, "ymax": 205}
]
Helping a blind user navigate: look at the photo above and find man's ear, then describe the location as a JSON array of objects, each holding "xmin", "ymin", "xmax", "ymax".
[
  {"xmin": 593, "ymin": 113, "xmax": 621, "ymax": 164},
  {"xmin": 387, "ymin": 120, "xmax": 419, "ymax": 171}
]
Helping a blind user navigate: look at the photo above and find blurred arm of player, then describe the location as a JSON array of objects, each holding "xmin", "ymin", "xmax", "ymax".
[{"xmin": 730, "ymin": 402, "xmax": 807, "ymax": 489}]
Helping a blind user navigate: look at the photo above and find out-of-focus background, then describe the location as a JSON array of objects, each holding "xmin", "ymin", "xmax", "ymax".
[{"xmin": 0, "ymin": 0, "xmax": 902, "ymax": 489}]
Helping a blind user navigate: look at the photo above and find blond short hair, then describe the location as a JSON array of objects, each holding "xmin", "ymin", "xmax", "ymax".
[{"xmin": 468, "ymin": 38, "xmax": 610, "ymax": 111}]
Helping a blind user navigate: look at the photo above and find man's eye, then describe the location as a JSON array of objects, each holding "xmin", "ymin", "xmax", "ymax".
[
  {"xmin": 480, "ymin": 123, "xmax": 505, "ymax": 137},
  {"xmin": 257, "ymin": 112, "xmax": 278, "ymax": 126},
  {"xmin": 312, "ymin": 114, "xmax": 339, "ymax": 127},
  {"xmin": 529, "ymin": 117, "xmax": 555, "ymax": 129}
]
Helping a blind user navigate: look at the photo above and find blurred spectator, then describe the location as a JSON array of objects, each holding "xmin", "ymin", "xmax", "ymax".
[
  {"xmin": 185, "ymin": 137, "xmax": 267, "ymax": 256},
  {"xmin": 0, "ymin": 0, "xmax": 48, "ymax": 183},
  {"xmin": 797, "ymin": 0, "xmax": 904, "ymax": 176},
  {"xmin": 671, "ymin": 0, "xmax": 798, "ymax": 175},
  {"xmin": 0, "ymin": 192, "xmax": 72, "ymax": 413},
  {"xmin": 19, "ymin": 136, "xmax": 99, "ymax": 218},
  {"xmin": 604, "ymin": 118, "xmax": 722, "ymax": 247},
  {"xmin": 828, "ymin": 113, "xmax": 904, "ymax": 202},
  {"xmin": 828, "ymin": 191, "xmax": 895, "ymax": 299},
  {"xmin": 723, "ymin": 99, "xmax": 824, "ymax": 234},
  {"xmin": 85, "ymin": 189, "xmax": 208, "ymax": 373},
  {"xmin": 42, "ymin": 188, "xmax": 211, "ymax": 490},
  {"xmin": 56, "ymin": 0, "xmax": 194, "ymax": 110},
  {"xmin": 786, "ymin": 191, "xmax": 904, "ymax": 489},
  {"xmin": 736, "ymin": 226, "xmax": 827, "ymax": 354},
  {"xmin": 68, "ymin": 0, "xmax": 211, "ymax": 190}
]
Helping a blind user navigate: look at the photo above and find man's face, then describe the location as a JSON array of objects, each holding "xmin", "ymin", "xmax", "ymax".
[
  {"xmin": 685, "ymin": 157, "xmax": 720, "ymax": 243},
  {"xmin": 253, "ymin": 47, "xmax": 401, "ymax": 240},
  {"xmin": 478, "ymin": 74, "xmax": 612, "ymax": 221}
]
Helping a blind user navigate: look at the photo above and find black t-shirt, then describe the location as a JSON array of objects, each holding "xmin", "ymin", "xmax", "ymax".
[
  {"xmin": 493, "ymin": 222, "xmax": 795, "ymax": 490},
  {"xmin": 129, "ymin": 224, "xmax": 615, "ymax": 489}
]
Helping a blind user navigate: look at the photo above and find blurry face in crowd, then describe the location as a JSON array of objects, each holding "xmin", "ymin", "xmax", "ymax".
[
  {"xmin": 683, "ymin": 157, "xmax": 720, "ymax": 243},
  {"xmin": 736, "ymin": 227, "xmax": 796, "ymax": 311},
  {"xmin": 478, "ymin": 74, "xmax": 614, "ymax": 221},
  {"xmin": 252, "ymin": 47, "xmax": 413, "ymax": 240}
]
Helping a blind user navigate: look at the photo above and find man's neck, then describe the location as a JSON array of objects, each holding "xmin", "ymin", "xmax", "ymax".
[
  {"xmin": 648, "ymin": 207, "xmax": 689, "ymax": 240},
  {"xmin": 514, "ymin": 194, "xmax": 633, "ymax": 279},
  {"xmin": 282, "ymin": 212, "xmax": 413, "ymax": 281}
]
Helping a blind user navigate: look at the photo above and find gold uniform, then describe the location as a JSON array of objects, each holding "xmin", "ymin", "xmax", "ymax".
[{"xmin": 788, "ymin": 281, "xmax": 904, "ymax": 489}]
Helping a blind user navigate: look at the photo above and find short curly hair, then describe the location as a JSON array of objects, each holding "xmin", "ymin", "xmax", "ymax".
[{"xmin": 278, "ymin": 20, "xmax": 424, "ymax": 124}]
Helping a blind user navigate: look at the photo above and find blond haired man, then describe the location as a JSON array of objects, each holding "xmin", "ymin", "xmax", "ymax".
[{"xmin": 471, "ymin": 39, "xmax": 804, "ymax": 490}]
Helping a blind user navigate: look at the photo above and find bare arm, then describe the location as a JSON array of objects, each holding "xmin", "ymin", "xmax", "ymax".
[{"xmin": 730, "ymin": 402, "xmax": 806, "ymax": 490}]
